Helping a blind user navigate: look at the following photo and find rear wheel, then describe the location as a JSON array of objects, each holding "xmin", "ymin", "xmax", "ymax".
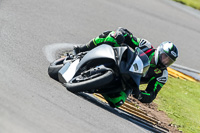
[{"xmin": 65, "ymin": 67, "xmax": 114, "ymax": 93}]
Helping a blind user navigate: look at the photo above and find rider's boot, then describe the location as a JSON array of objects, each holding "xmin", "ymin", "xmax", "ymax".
[
  {"xmin": 73, "ymin": 44, "xmax": 88, "ymax": 55},
  {"xmin": 73, "ymin": 39, "xmax": 96, "ymax": 55}
]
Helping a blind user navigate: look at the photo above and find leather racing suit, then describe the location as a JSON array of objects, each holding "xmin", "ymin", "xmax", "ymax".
[{"xmin": 75, "ymin": 28, "xmax": 168, "ymax": 107}]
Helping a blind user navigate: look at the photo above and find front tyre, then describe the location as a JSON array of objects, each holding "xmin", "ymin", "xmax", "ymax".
[
  {"xmin": 64, "ymin": 70, "xmax": 114, "ymax": 93},
  {"xmin": 48, "ymin": 58, "xmax": 65, "ymax": 81}
]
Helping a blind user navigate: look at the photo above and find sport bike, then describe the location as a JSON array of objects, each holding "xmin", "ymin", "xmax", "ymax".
[{"xmin": 48, "ymin": 44, "xmax": 150, "ymax": 97}]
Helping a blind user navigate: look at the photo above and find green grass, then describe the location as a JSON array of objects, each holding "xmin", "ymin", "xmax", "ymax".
[
  {"xmin": 173, "ymin": 0, "xmax": 200, "ymax": 10},
  {"xmin": 151, "ymin": 77, "xmax": 200, "ymax": 133}
]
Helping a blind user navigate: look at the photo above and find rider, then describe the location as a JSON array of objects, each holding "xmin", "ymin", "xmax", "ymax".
[{"xmin": 73, "ymin": 27, "xmax": 178, "ymax": 107}]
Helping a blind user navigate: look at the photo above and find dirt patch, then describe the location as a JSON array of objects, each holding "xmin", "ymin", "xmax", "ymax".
[{"xmin": 128, "ymin": 96, "xmax": 182, "ymax": 133}]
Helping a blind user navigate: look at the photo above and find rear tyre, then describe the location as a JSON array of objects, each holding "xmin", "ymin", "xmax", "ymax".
[{"xmin": 65, "ymin": 70, "xmax": 114, "ymax": 93}]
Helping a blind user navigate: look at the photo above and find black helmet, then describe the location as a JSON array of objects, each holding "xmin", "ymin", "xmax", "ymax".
[{"xmin": 155, "ymin": 41, "xmax": 178, "ymax": 69}]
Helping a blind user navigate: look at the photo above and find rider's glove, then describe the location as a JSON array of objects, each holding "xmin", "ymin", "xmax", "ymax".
[
  {"xmin": 132, "ymin": 86, "xmax": 140, "ymax": 97},
  {"xmin": 132, "ymin": 91, "xmax": 143, "ymax": 101},
  {"xmin": 110, "ymin": 30, "xmax": 125, "ymax": 45},
  {"xmin": 117, "ymin": 27, "xmax": 135, "ymax": 46},
  {"xmin": 117, "ymin": 27, "xmax": 132, "ymax": 36},
  {"xmin": 137, "ymin": 92, "xmax": 143, "ymax": 101}
]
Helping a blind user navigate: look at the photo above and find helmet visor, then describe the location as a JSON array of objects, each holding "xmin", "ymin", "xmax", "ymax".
[{"xmin": 160, "ymin": 51, "xmax": 175, "ymax": 67}]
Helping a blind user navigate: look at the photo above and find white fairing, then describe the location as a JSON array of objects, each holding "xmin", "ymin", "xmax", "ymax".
[
  {"xmin": 59, "ymin": 59, "xmax": 80, "ymax": 83},
  {"xmin": 129, "ymin": 55, "xmax": 143, "ymax": 74}
]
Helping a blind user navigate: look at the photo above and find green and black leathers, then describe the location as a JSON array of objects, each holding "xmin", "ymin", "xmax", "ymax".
[{"xmin": 77, "ymin": 27, "xmax": 168, "ymax": 106}]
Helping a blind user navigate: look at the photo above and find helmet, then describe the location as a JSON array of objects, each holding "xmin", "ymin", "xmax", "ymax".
[{"xmin": 155, "ymin": 41, "xmax": 178, "ymax": 69}]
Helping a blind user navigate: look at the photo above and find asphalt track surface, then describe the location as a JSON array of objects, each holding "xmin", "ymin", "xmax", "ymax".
[{"xmin": 0, "ymin": 0, "xmax": 200, "ymax": 133}]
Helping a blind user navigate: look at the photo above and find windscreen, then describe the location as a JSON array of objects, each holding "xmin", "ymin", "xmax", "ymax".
[{"xmin": 129, "ymin": 47, "xmax": 150, "ymax": 77}]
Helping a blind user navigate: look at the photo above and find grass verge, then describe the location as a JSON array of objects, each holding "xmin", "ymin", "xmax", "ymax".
[
  {"xmin": 153, "ymin": 77, "xmax": 200, "ymax": 132},
  {"xmin": 173, "ymin": 0, "xmax": 200, "ymax": 10}
]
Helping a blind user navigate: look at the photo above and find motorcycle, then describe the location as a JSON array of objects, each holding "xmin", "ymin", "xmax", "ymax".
[{"xmin": 48, "ymin": 44, "xmax": 150, "ymax": 103}]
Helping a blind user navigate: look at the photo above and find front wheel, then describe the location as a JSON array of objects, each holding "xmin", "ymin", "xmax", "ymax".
[
  {"xmin": 48, "ymin": 53, "xmax": 74, "ymax": 81},
  {"xmin": 64, "ymin": 69, "xmax": 115, "ymax": 93},
  {"xmin": 48, "ymin": 58, "xmax": 65, "ymax": 81}
]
